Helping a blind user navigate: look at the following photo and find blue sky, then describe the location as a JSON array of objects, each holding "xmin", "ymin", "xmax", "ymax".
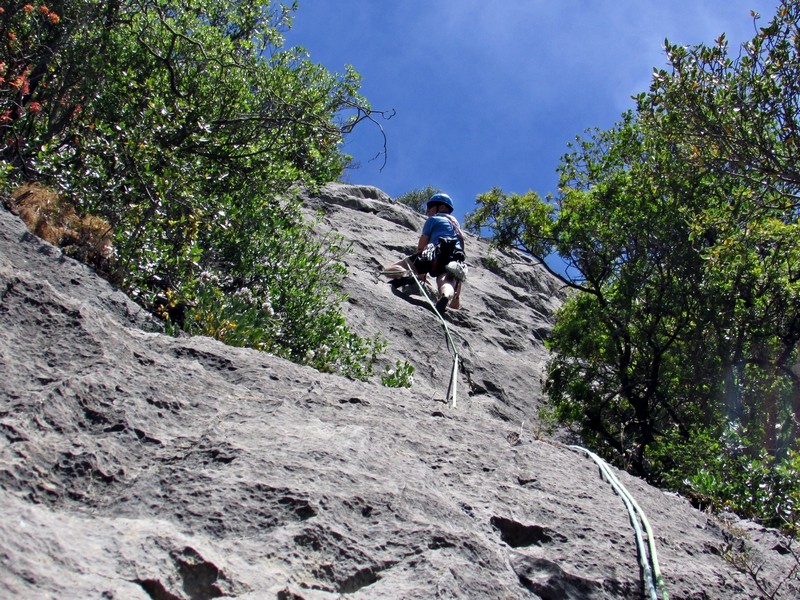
[{"xmin": 285, "ymin": 1, "xmax": 778, "ymax": 223}]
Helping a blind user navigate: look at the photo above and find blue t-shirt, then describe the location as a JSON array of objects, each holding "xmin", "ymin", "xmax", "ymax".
[{"xmin": 422, "ymin": 214, "xmax": 463, "ymax": 250}]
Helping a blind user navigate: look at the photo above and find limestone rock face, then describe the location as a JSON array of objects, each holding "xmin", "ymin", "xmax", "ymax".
[
  {"xmin": 0, "ymin": 185, "xmax": 796, "ymax": 599},
  {"xmin": 300, "ymin": 183, "xmax": 565, "ymax": 424}
]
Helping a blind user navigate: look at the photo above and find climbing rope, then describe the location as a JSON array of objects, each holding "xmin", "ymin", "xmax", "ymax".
[
  {"xmin": 392, "ymin": 269, "xmax": 666, "ymax": 596},
  {"xmin": 402, "ymin": 260, "xmax": 460, "ymax": 408},
  {"xmin": 569, "ymin": 446, "xmax": 669, "ymax": 600}
]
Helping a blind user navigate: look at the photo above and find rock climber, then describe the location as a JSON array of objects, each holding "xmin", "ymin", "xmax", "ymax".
[{"xmin": 383, "ymin": 193, "xmax": 467, "ymax": 314}]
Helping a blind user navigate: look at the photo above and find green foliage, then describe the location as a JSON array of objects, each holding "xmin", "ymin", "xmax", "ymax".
[
  {"xmin": 381, "ymin": 360, "xmax": 415, "ymax": 388},
  {"xmin": 473, "ymin": 1, "xmax": 800, "ymax": 531},
  {"xmin": 650, "ymin": 425, "xmax": 799, "ymax": 534},
  {"xmin": 0, "ymin": 1, "xmax": 388, "ymax": 379},
  {"xmin": 394, "ymin": 185, "xmax": 441, "ymax": 213},
  {"xmin": 465, "ymin": 187, "xmax": 554, "ymax": 260},
  {"xmin": 637, "ymin": 2, "xmax": 800, "ymax": 196}
]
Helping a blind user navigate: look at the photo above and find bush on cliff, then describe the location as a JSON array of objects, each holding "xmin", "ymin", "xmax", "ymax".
[{"xmin": 0, "ymin": 1, "xmax": 383, "ymax": 378}]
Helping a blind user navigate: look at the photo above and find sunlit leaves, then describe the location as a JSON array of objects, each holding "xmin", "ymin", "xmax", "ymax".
[
  {"xmin": 465, "ymin": 187, "xmax": 554, "ymax": 257},
  {"xmin": 475, "ymin": 0, "xmax": 800, "ymax": 530},
  {"xmin": 1, "ymin": 0, "xmax": 382, "ymax": 379}
]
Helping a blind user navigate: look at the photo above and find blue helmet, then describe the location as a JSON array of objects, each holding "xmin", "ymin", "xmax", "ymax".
[{"xmin": 427, "ymin": 193, "xmax": 454, "ymax": 213}]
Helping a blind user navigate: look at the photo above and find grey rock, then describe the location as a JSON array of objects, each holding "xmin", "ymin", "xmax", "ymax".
[
  {"xmin": 301, "ymin": 182, "xmax": 565, "ymax": 424},
  {"xmin": 0, "ymin": 185, "xmax": 797, "ymax": 599}
]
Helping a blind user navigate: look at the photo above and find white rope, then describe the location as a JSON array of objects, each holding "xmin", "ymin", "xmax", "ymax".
[
  {"xmin": 402, "ymin": 260, "xmax": 460, "ymax": 408},
  {"xmin": 569, "ymin": 446, "xmax": 669, "ymax": 600}
]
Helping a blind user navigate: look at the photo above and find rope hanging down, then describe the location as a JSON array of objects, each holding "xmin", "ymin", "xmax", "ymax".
[
  {"xmin": 395, "ymin": 269, "xmax": 666, "ymax": 595},
  {"xmin": 569, "ymin": 446, "xmax": 669, "ymax": 600},
  {"xmin": 403, "ymin": 260, "xmax": 460, "ymax": 408}
]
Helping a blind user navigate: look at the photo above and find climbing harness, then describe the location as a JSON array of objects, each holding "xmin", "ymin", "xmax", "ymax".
[
  {"xmin": 569, "ymin": 446, "xmax": 669, "ymax": 600},
  {"xmin": 402, "ymin": 259, "xmax": 460, "ymax": 408}
]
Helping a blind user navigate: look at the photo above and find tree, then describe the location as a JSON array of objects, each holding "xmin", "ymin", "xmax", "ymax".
[
  {"xmin": 394, "ymin": 185, "xmax": 441, "ymax": 213},
  {"xmin": 469, "ymin": 114, "xmax": 726, "ymax": 475},
  {"xmin": 637, "ymin": 1, "xmax": 800, "ymax": 455},
  {"xmin": 466, "ymin": 2, "xmax": 800, "ymax": 528},
  {"xmin": 1, "ymin": 1, "xmax": 385, "ymax": 378}
]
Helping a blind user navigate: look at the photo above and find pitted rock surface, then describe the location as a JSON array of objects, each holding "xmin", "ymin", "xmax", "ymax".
[
  {"xmin": 300, "ymin": 182, "xmax": 565, "ymax": 424},
  {"xmin": 1, "ymin": 186, "xmax": 797, "ymax": 599}
]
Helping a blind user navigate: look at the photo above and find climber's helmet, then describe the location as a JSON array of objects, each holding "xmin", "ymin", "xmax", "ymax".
[{"xmin": 427, "ymin": 193, "xmax": 454, "ymax": 214}]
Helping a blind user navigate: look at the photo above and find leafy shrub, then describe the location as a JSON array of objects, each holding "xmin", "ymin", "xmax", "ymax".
[
  {"xmin": 381, "ymin": 360, "xmax": 415, "ymax": 388},
  {"xmin": 650, "ymin": 424, "xmax": 799, "ymax": 535},
  {"xmin": 0, "ymin": 1, "xmax": 389, "ymax": 380}
]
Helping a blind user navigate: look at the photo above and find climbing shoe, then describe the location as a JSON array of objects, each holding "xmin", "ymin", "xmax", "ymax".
[{"xmin": 435, "ymin": 296, "xmax": 449, "ymax": 315}]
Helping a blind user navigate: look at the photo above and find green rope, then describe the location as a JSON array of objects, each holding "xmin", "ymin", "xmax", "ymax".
[
  {"xmin": 403, "ymin": 260, "xmax": 460, "ymax": 408},
  {"xmin": 569, "ymin": 446, "xmax": 669, "ymax": 600}
]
